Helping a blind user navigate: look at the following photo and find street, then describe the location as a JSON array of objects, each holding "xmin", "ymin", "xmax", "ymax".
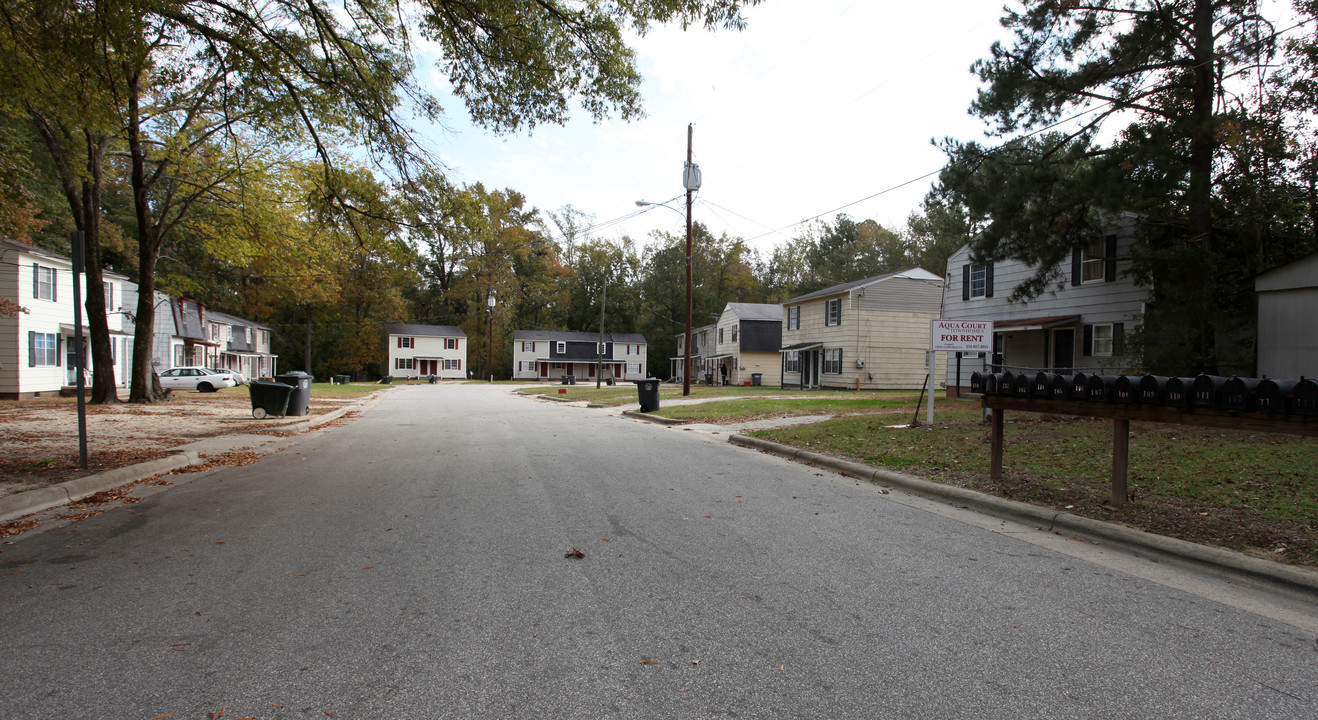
[{"xmin": 2, "ymin": 383, "xmax": 1315, "ymax": 719}]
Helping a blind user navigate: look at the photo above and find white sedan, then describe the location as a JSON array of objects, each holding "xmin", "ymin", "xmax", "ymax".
[{"xmin": 158, "ymin": 366, "xmax": 240, "ymax": 393}]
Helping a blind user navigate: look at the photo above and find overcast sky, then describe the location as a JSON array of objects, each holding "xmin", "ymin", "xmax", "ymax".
[{"xmin": 414, "ymin": 1, "xmax": 1015, "ymax": 258}]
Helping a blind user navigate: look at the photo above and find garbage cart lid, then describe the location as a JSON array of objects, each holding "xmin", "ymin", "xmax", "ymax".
[{"xmin": 277, "ymin": 370, "xmax": 313, "ymax": 378}]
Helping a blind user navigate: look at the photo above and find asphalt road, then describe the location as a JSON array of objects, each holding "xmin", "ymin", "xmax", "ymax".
[{"xmin": 2, "ymin": 384, "xmax": 1315, "ymax": 719}]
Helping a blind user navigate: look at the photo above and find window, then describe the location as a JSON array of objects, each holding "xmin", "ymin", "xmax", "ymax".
[
  {"xmin": 627, "ymin": 362, "xmax": 641, "ymax": 374},
  {"xmin": 719, "ymin": 328, "xmax": 724, "ymax": 343},
  {"xmin": 1081, "ymin": 237, "xmax": 1105, "ymax": 283},
  {"xmin": 824, "ymin": 348, "xmax": 842, "ymax": 374},
  {"xmin": 398, "ymin": 336, "xmax": 414, "ymax": 348},
  {"xmin": 396, "ymin": 358, "xmax": 415, "ymax": 369},
  {"xmin": 445, "ymin": 338, "xmax": 459, "ymax": 350},
  {"xmin": 1086, "ymin": 323, "xmax": 1115, "ymax": 356},
  {"xmin": 964, "ymin": 263, "xmax": 992, "ymax": 299},
  {"xmin": 28, "ymin": 332, "xmax": 58, "ymax": 366},
  {"xmin": 731, "ymin": 326, "xmax": 738, "ymax": 342},
  {"xmin": 104, "ymin": 283, "xmax": 113, "ymax": 310},
  {"xmin": 32, "ymin": 264, "xmax": 56, "ymax": 301},
  {"xmin": 556, "ymin": 341, "xmax": 566, "ymax": 354},
  {"xmin": 599, "ymin": 342, "xmax": 607, "ymax": 355},
  {"xmin": 210, "ymin": 324, "xmax": 220, "ymax": 342},
  {"xmin": 247, "ymin": 327, "xmax": 254, "ymax": 343},
  {"xmin": 787, "ymin": 306, "xmax": 800, "ymax": 330},
  {"xmin": 521, "ymin": 341, "xmax": 535, "ymax": 352},
  {"xmin": 785, "ymin": 350, "xmax": 800, "ymax": 373},
  {"xmin": 261, "ymin": 330, "xmax": 269, "ymax": 346},
  {"xmin": 825, "ymin": 298, "xmax": 842, "ymax": 327},
  {"xmin": 444, "ymin": 359, "xmax": 461, "ymax": 370}
]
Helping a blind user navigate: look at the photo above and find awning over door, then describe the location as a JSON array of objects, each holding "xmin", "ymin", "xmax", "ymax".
[
  {"xmin": 992, "ymin": 315, "xmax": 1080, "ymax": 332},
  {"xmin": 780, "ymin": 342, "xmax": 822, "ymax": 353}
]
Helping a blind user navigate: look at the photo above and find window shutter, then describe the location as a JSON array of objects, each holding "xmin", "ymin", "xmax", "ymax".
[
  {"xmin": 455, "ymin": 338, "xmax": 460, "ymax": 350},
  {"xmin": 962, "ymin": 265, "xmax": 970, "ymax": 301},
  {"xmin": 1071, "ymin": 248, "xmax": 1082, "ymax": 286},
  {"xmin": 1113, "ymin": 322, "xmax": 1125, "ymax": 356},
  {"xmin": 457, "ymin": 359, "xmax": 462, "ymax": 370},
  {"xmin": 1082, "ymin": 324, "xmax": 1093, "ymax": 356},
  {"xmin": 32, "ymin": 264, "xmax": 39, "ymax": 299},
  {"xmin": 1104, "ymin": 235, "xmax": 1118, "ymax": 282},
  {"xmin": 985, "ymin": 264, "xmax": 994, "ymax": 298},
  {"xmin": 28, "ymin": 331, "xmax": 35, "ymax": 367},
  {"xmin": 51, "ymin": 268, "xmax": 56, "ymax": 302},
  {"xmin": 56, "ymin": 335, "xmax": 63, "ymax": 366},
  {"xmin": 396, "ymin": 337, "xmax": 401, "ymax": 348}
]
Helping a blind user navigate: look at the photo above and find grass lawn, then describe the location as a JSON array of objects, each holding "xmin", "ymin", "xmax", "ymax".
[{"xmin": 746, "ymin": 406, "xmax": 1318, "ymax": 568}]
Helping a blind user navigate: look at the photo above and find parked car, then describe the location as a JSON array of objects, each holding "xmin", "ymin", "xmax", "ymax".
[
  {"xmin": 211, "ymin": 368, "xmax": 247, "ymax": 385},
  {"xmin": 158, "ymin": 366, "xmax": 239, "ymax": 393}
]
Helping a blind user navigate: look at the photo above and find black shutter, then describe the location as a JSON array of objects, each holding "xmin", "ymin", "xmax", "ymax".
[
  {"xmin": 1071, "ymin": 248, "xmax": 1082, "ymax": 286},
  {"xmin": 985, "ymin": 264, "xmax": 994, "ymax": 297},
  {"xmin": 28, "ymin": 331, "xmax": 35, "ymax": 367},
  {"xmin": 1113, "ymin": 322, "xmax": 1125, "ymax": 356},
  {"xmin": 1082, "ymin": 324, "xmax": 1093, "ymax": 356},
  {"xmin": 1104, "ymin": 235, "xmax": 1118, "ymax": 282},
  {"xmin": 50, "ymin": 268, "xmax": 56, "ymax": 302},
  {"xmin": 32, "ymin": 264, "xmax": 38, "ymax": 299},
  {"xmin": 56, "ymin": 334, "xmax": 63, "ymax": 366},
  {"xmin": 962, "ymin": 265, "xmax": 970, "ymax": 301}
]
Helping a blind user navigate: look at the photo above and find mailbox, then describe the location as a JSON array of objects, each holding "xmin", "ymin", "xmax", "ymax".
[
  {"xmin": 970, "ymin": 372, "xmax": 984, "ymax": 394},
  {"xmin": 1163, "ymin": 377, "xmax": 1194, "ymax": 408},
  {"xmin": 1137, "ymin": 374, "xmax": 1168, "ymax": 404},
  {"xmin": 1221, "ymin": 376, "xmax": 1260, "ymax": 412},
  {"xmin": 982, "ymin": 372, "xmax": 1000, "ymax": 395},
  {"xmin": 1190, "ymin": 374, "xmax": 1229, "ymax": 409},
  {"xmin": 1255, "ymin": 378, "xmax": 1298, "ymax": 414},
  {"xmin": 1112, "ymin": 375, "xmax": 1138, "ymax": 403},
  {"xmin": 996, "ymin": 371, "xmax": 1017, "ymax": 396},
  {"xmin": 1050, "ymin": 374, "xmax": 1075, "ymax": 400},
  {"xmin": 1031, "ymin": 372, "xmax": 1053, "ymax": 398},
  {"xmin": 1014, "ymin": 372, "xmax": 1033, "ymax": 397},
  {"xmin": 1294, "ymin": 378, "xmax": 1318, "ymax": 416},
  {"xmin": 1086, "ymin": 374, "xmax": 1119, "ymax": 402},
  {"xmin": 1069, "ymin": 372, "xmax": 1091, "ymax": 400}
]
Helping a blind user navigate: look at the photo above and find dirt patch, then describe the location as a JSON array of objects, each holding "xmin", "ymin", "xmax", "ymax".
[{"xmin": 0, "ymin": 391, "xmax": 352, "ymax": 497}]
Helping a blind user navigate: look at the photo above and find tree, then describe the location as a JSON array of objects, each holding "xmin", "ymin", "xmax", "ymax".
[{"xmin": 932, "ymin": 0, "xmax": 1305, "ymax": 373}]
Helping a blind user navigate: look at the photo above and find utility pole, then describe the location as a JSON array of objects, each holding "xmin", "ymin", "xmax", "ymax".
[
  {"xmin": 596, "ymin": 283, "xmax": 606, "ymax": 389},
  {"xmin": 683, "ymin": 123, "xmax": 695, "ymax": 397}
]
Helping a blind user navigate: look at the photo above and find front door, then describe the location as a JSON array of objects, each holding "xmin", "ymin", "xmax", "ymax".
[{"xmin": 1053, "ymin": 329, "xmax": 1075, "ymax": 372}]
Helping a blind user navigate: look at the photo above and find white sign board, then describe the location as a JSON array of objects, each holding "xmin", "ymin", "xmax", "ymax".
[{"xmin": 930, "ymin": 320, "xmax": 994, "ymax": 352}]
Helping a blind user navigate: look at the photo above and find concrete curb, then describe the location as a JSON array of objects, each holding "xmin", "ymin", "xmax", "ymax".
[
  {"xmin": 728, "ymin": 433, "xmax": 1318, "ymax": 600},
  {"xmin": 621, "ymin": 410, "xmax": 686, "ymax": 426},
  {"xmin": 0, "ymin": 393, "xmax": 383, "ymax": 525}
]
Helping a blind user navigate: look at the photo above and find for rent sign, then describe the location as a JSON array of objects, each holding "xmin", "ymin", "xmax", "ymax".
[{"xmin": 931, "ymin": 320, "xmax": 993, "ymax": 352}]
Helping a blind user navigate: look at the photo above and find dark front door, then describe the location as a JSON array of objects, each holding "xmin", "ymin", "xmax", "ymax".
[{"xmin": 1053, "ymin": 329, "xmax": 1075, "ymax": 372}]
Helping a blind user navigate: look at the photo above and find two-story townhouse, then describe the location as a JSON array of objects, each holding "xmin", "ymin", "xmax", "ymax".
[
  {"xmin": 1, "ymin": 238, "xmax": 133, "ymax": 399},
  {"xmin": 707, "ymin": 303, "xmax": 783, "ymax": 386},
  {"xmin": 940, "ymin": 218, "xmax": 1148, "ymax": 394},
  {"xmin": 672, "ymin": 322, "xmax": 715, "ymax": 384},
  {"xmin": 204, "ymin": 310, "xmax": 278, "ymax": 381},
  {"xmin": 780, "ymin": 269, "xmax": 944, "ymax": 390},
  {"xmin": 512, "ymin": 330, "xmax": 648, "ymax": 381},
  {"xmin": 384, "ymin": 323, "xmax": 467, "ymax": 379}
]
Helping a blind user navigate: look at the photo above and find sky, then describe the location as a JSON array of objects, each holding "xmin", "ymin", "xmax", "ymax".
[{"xmin": 413, "ymin": 1, "xmax": 1016, "ymax": 257}]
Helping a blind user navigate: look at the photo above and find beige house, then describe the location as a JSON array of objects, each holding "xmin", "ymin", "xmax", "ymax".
[
  {"xmin": 780, "ymin": 269, "xmax": 944, "ymax": 390},
  {"xmin": 707, "ymin": 302, "xmax": 783, "ymax": 386}
]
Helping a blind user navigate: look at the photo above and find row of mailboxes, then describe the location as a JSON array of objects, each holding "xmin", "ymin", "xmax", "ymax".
[{"xmin": 970, "ymin": 371, "xmax": 1318, "ymax": 416}]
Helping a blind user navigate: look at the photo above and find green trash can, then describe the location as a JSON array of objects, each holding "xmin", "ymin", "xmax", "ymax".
[
  {"xmin": 249, "ymin": 380, "xmax": 294, "ymax": 419},
  {"xmin": 428, "ymin": 375, "xmax": 437, "ymax": 384},
  {"xmin": 633, "ymin": 379, "xmax": 660, "ymax": 413}
]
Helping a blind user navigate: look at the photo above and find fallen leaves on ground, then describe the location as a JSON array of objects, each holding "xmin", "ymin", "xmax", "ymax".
[{"xmin": 564, "ymin": 548, "xmax": 585, "ymax": 559}]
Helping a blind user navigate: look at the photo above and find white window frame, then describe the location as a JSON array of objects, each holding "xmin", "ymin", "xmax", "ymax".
[
  {"xmin": 33, "ymin": 265, "xmax": 56, "ymax": 301},
  {"xmin": 824, "ymin": 299, "xmax": 841, "ymax": 327},
  {"xmin": 627, "ymin": 362, "xmax": 641, "ymax": 374},
  {"xmin": 787, "ymin": 306, "xmax": 800, "ymax": 330},
  {"xmin": 969, "ymin": 264, "xmax": 988, "ymax": 298},
  {"xmin": 396, "ymin": 357, "xmax": 415, "ymax": 370},
  {"xmin": 31, "ymin": 332, "xmax": 58, "ymax": 366},
  {"xmin": 785, "ymin": 350, "xmax": 800, "ymax": 374},
  {"xmin": 521, "ymin": 341, "xmax": 535, "ymax": 352},
  {"xmin": 1081, "ymin": 237, "xmax": 1105, "ymax": 284},
  {"xmin": 443, "ymin": 358, "xmax": 461, "ymax": 370},
  {"xmin": 556, "ymin": 341, "xmax": 566, "ymax": 354},
  {"xmin": 824, "ymin": 348, "xmax": 842, "ymax": 374},
  {"xmin": 104, "ymin": 283, "xmax": 114, "ymax": 310},
  {"xmin": 445, "ymin": 337, "xmax": 458, "ymax": 350},
  {"xmin": 1092, "ymin": 323, "xmax": 1114, "ymax": 356}
]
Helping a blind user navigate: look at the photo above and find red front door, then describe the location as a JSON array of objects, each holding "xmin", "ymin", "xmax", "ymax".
[{"xmin": 540, "ymin": 362, "xmax": 548, "ymax": 377}]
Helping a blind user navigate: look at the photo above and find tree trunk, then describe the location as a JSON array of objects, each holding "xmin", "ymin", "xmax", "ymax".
[
  {"xmin": 1186, "ymin": 0, "xmax": 1219, "ymax": 373},
  {"xmin": 80, "ymin": 132, "xmax": 118, "ymax": 404},
  {"xmin": 126, "ymin": 71, "xmax": 164, "ymax": 403}
]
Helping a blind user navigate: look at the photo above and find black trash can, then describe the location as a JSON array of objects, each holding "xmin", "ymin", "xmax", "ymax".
[
  {"xmin": 428, "ymin": 375, "xmax": 437, "ymax": 384},
  {"xmin": 274, "ymin": 370, "xmax": 313, "ymax": 416},
  {"xmin": 605, "ymin": 377, "xmax": 614, "ymax": 386},
  {"xmin": 633, "ymin": 379, "xmax": 660, "ymax": 413},
  {"xmin": 569, "ymin": 375, "xmax": 577, "ymax": 385},
  {"xmin": 704, "ymin": 372, "xmax": 713, "ymax": 386},
  {"xmin": 562, "ymin": 375, "xmax": 571, "ymax": 385},
  {"xmin": 248, "ymin": 380, "xmax": 294, "ymax": 419},
  {"xmin": 751, "ymin": 373, "xmax": 762, "ymax": 386}
]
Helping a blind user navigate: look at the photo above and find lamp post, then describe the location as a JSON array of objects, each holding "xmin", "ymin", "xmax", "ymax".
[
  {"xmin": 487, "ymin": 290, "xmax": 496, "ymax": 382},
  {"xmin": 636, "ymin": 123, "xmax": 700, "ymax": 396}
]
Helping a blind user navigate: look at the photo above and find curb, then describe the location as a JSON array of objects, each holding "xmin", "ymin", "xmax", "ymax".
[
  {"xmin": 0, "ymin": 394, "xmax": 381, "ymax": 525},
  {"xmin": 621, "ymin": 410, "xmax": 686, "ymax": 426},
  {"xmin": 728, "ymin": 433, "xmax": 1318, "ymax": 600}
]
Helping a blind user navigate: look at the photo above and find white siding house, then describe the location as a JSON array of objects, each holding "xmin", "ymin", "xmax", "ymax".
[
  {"xmin": 1255, "ymin": 251, "xmax": 1318, "ymax": 379},
  {"xmin": 707, "ymin": 303, "xmax": 783, "ymax": 386},
  {"xmin": 1, "ymin": 239, "xmax": 132, "ymax": 399},
  {"xmin": 204, "ymin": 310, "xmax": 277, "ymax": 381},
  {"xmin": 385, "ymin": 323, "xmax": 467, "ymax": 379},
  {"xmin": 512, "ymin": 330, "xmax": 647, "ymax": 381},
  {"xmin": 941, "ymin": 219, "xmax": 1149, "ymax": 393},
  {"xmin": 780, "ymin": 269, "xmax": 944, "ymax": 390},
  {"xmin": 673, "ymin": 323, "xmax": 715, "ymax": 384}
]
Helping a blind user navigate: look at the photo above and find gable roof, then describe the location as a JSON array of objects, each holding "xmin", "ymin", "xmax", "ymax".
[
  {"xmin": 205, "ymin": 309, "xmax": 273, "ymax": 331},
  {"xmin": 514, "ymin": 329, "xmax": 646, "ymax": 344},
  {"xmin": 385, "ymin": 323, "xmax": 466, "ymax": 338},
  {"xmin": 785, "ymin": 268, "xmax": 941, "ymax": 305},
  {"xmin": 2, "ymin": 237, "xmax": 130, "ymax": 279},
  {"xmin": 726, "ymin": 302, "xmax": 782, "ymax": 321}
]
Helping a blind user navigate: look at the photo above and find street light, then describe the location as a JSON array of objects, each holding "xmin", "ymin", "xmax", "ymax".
[
  {"xmin": 636, "ymin": 123, "xmax": 700, "ymax": 396},
  {"xmin": 487, "ymin": 290, "xmax": 496, "ymax": 382}
]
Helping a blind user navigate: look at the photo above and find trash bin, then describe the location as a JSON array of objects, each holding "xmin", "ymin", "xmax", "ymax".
[
  {"xmin": 381, "ymin": 376, "xmax": 393, "ymax": 384},
  {"xmin": 248, "ymin": 380, "xmax": 294, "ymax": 419},
  {"xmin": 633, "ymin": 379, "xmax": 660, "ymax": 413},
  {"xmin": 569, "ymin": 375, "xmax": 577, "ymax": 385},
  {"xmin": 335, "ymin": 374, "xmax": 351, "ymax": 385},
  {"xmin": 605, "ymin": 377, "xmax": 614, "ymax": 386},
  {"xmin": 562, "ymin": 375, "xmax": 571, "ymax": 385},
  {"xmin": 428, "ymin": 375, "xmax": 437, "ymax": 384},
  {"xmin": 274, "ymin": 370, "xmax": 313, "ymax": 417},
  {"xmin": 751, "ymin": 373, "xmax": 762, "ymax": 386},
  {"xmin": 704, "ymin": 372, "xmax": 713, "ymax": 386}
]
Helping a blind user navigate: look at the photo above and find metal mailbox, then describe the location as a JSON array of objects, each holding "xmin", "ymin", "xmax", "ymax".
[
  {"xmin": 1086, "ymin": 375, "xmax": 1119, "ymax": 402},
  {"xmin": 1190, "ymin": 374, "xmax": 1229, "ymax": 409},
  {"xmin": 1112, "ymin": 375, "xmax": 1137, "ymax": 403},
  {"xmin": 1221, "ymin": 376, "xmax": 1260, "ymax": 412},
  {"xmin": 1050, "ymin": 374, "xmax": 1074, "ymax": 400},
  {"xmin": 1137, "ymin": 374, "xmax": 1168, "ymax": 404},
  {"xmin": 1255, "ymin": 378, "xmax": 1298, "ymax": 414}
]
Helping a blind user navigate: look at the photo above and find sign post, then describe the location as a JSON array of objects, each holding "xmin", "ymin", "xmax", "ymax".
[{"xmin": 928, "ymin": 320, "xmax": 994, "ymax": 425}]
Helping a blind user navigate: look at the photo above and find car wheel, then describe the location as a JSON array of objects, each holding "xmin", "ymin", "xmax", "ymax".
[{"xmin": 197, "ymin": 382, "xmax": 215, "ymax": 392}]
